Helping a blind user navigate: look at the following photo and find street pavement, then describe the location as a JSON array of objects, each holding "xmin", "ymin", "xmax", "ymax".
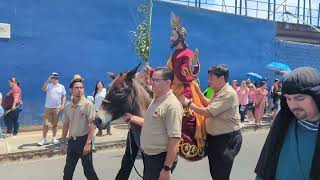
[{"xmin": 0, "ymin": 128, "xmax": 269, "ymax": 180}]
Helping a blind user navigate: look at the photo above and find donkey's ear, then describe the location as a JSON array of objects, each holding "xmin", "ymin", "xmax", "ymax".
[
  {"xmin": 106, "ymin": 72, "xmax": 118, "ymax": 80},
  {"xmin": 126, "ymin": 63, "xmax": 141, "ymax": 81}
]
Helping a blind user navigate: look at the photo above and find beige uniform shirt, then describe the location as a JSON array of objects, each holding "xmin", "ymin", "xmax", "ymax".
[
  {"xmin": 63, "ymin": 97, "xmax": 96, "ymax": 137},
  {"xmin": 206, "ymin": 84, "xmax": 241, "ymax": 136},
  {"xmin": 141, "ymin": 90, "xmax": 183, "ymax": 155}
]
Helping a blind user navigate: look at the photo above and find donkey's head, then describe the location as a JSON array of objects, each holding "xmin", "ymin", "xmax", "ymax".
[{"xmin": 95, "ymin": 64, "xmax": 152, "ymax": 130}]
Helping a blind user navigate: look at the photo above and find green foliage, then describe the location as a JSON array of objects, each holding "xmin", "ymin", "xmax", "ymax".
[{"xmin": 132, "ymin": 0, "xmax": 152, "ymax": 63}]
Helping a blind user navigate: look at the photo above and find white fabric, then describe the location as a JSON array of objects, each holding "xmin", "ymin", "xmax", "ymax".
[
  {"xmin": 0, "ymin": 106, "xmax": 3, "ymax": 117},
  {"xmin": 94, "ymin": 88, "xmax": 106, "ymax": 110},
  {"xmin": 45, "ymin": 83, "xmax": 66, "ymax": 108},
  {"xmin": 0, "ymin": 92, "xmax": 3, "ymax": 117}
]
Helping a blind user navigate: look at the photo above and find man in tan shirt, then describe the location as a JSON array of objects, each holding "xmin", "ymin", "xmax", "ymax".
[
  {"xmin": 124, "ymin": 67, "xmax": 183, "ymax": 180},
  {"xmin": 179, "ymin": 64, "xmax": 242, "ymax": 180},
  {"xmin": 60, "ymin": 75, "xmax": 99, "ymax": 180}
]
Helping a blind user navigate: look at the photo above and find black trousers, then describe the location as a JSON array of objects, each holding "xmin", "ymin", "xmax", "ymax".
[
  {"xmin": 143, "ymin": 152, "xmax": 177, "ymax": 180},
  {"xmin": 207, "ymin": 131, "xmax": 242, "ymax": 180},
  {"xmin": 4, "ymin": 108, "xmax": 21, "ymax": 134},
  {"xmin": 116, "ymin": 131, "xmax": 143, "ymax": 180},
  {"xmin": 63, "ymin": 135, "xmax": 99, "ymax": 180},
  {"xmin": 239, "ymin": 105, "xmax": 248, "ymax": 122}
]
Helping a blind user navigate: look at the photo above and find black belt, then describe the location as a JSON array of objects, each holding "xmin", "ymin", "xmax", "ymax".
[
  {"xmin": 70, "ymin": 134, "xmax": 88, "ymax": 141},
  {"xmin": 208, "ymin": 130, "xmax": 241, "ymax": 138}
]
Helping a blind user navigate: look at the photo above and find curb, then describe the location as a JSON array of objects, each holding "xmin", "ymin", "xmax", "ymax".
[
  {"xmin": 0, "ymin": 140, "xmax": 127, "ymax": 163},
  {"xmin": 0, "ymin": 123, "xmax": 272, "ymax": 163}
]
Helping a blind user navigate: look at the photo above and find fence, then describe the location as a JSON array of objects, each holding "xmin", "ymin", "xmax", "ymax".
[{"xmin": 163, "ymin": 0, "xmax": 320, "ymax": 26}]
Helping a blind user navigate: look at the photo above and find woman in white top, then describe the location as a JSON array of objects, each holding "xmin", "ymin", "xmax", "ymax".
[
  {"xmin": 93, "ymin": 81, "xmax": 110, "ymax": 136},
  {"xmin": 0, "ymin": 92, "xmax": 3, "ymax": 138}
]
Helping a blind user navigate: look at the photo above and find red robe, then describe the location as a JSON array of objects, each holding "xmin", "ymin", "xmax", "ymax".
[
  {"xmin": 167, "ymin": 48, "xmax": 207, "ymax": 161},
  {"xmin": 167, "ymin": 48, "xmax": 199, "ymax": 98}
]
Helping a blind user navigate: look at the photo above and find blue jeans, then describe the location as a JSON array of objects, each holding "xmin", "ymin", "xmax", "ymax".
[{"xmin": 3, "ymin": 105, "xmax": 22, "ymax": 134}]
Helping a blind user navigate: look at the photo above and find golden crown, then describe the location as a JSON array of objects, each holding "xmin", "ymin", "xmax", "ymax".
[{"xmin": 171, "ymin": 12, "xmax": 187, "ymax": 37}]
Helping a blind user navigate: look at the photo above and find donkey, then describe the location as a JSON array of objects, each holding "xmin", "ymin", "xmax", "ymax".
[
  {"xmin": 95, "ymin": 64, "xmax": 152, "ymax": 179},
  {"xmin": 95, "ymin": 64, "xmax": 152, "ymax": 129}
]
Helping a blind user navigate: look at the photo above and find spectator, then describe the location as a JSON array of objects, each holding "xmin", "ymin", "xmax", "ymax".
[
  {"xmin": 245, "ymin": 79, "xmax": 251, "ymax": 87},
  {"xmin": 136, "ymin": 66, "xmax": 153, "ymax": 93},
  {"xmin": 203, "ymin": 85, "xmax": 215, "ymax": 99},
  {"xmin": 0, "ymin": 92, "xmax": 3, "ymax": 138},
  {"xmin": 237, "ymin": 81, "xmax": 250, "ymax": 123},
  {"xmin": 38, "ymin": 72, "xmax": 66, "ymax": 146},
  {"xmin": 247, "ymin": 83, "xmax": 256, "ymax": 122},
  {"xmin": 232, "ymin": 80, "xmax": 238, "ymax": 91},
  {"xmin": 270, "ymin": 79, "xmax": 281, "ymax": 121},
  {"xmin": 3, "ymin": 77, "xmax": 23, "ymax": 136},
  {"xmin": 254, "ymin": 81, "xmax": 268, "ymax": 126},
  {"xmin": 93, "ymin": 81, "xmax": 109, "ymax": 136}
]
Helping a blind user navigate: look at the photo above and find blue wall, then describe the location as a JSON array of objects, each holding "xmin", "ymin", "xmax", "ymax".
[
  {"xmin": 150, "ymin": 1, "xmax": 277, "ymax": 87},
  {"xmin": 275, "ymin": 40, "xmax": 320, "ymax": 69},
  {"xmin": 0, "ymin": 0, "xmax": 318, "ymax": 126},
  {"xmin": 0, "ymin": 0, "xmax": 143, "ymax": 125}
]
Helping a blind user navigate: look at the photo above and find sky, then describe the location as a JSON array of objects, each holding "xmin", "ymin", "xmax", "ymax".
[{"xmin": 162, "ymin": 0, "xmax": 320, "ymax": 26}]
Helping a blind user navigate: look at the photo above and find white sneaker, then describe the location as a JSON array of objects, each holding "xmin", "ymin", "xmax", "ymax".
[
  {"xmin": 37, "ymin": 138, "xmax": 48, "ymax": 146},
  {"xmin": 51, "ymin": 137, "xmax": 59, "ymax": 145}
]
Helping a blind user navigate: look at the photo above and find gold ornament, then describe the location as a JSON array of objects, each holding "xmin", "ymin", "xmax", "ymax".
[{"xmin": 170, "ymin": 12, "xmax": 187, "ymax": 37}]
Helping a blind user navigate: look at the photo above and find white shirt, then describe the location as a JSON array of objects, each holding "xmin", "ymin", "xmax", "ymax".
[
  {"xmin": 94, "ymin": 88, "xmax": 106, "ymax": 110},
  {"xmin": 0, "ymin": 92, "xmax": 3, "ymax": 117},
  {"xmin": 45, "ymin": 83, "xmax": 66, "ymax": 108}
]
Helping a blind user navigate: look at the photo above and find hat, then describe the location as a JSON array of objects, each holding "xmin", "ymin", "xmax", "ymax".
[
  {"xmin": 72, "ymin": 74, "xmax": 83, "ymax": 81},
  {"xmin": 69, "ymin": 74, "xmax": 84, "ymax": 88},
  {"xmin": 51, "ymin": 72, "xmax": 59, "ymax": 79}
]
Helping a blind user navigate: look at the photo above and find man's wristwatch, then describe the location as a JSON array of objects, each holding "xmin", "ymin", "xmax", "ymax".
[{"xmin": 163, "ymin": 165, "xmax": 172, "ymax": 171}]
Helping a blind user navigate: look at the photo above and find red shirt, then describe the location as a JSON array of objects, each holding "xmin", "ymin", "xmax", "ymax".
[{"xmin": 4, "ymin": 85, "xmax": 22, "ymax": 109}]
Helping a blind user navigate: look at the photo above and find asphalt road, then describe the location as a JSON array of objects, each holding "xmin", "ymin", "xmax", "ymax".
[{"xmin": 0, "ymin": 129, "xmax": 269, "ymax": 180}]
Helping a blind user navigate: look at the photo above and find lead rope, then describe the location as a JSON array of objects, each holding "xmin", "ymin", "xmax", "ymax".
[
  {"xmin": 128, "ymin": 90, "xmax": 144, "ymax": 178},
  {"xmin": 128, "ymin": 124, "xmax": 144, "ymax": 178}
]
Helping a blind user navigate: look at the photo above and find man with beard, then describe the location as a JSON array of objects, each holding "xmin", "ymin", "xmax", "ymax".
[
  {"xmin": 166, "ymin": 12, "xmax": 206, "ymax": 161},
  {"xmin": 255, "ymin": 67, "xmax": 320, "ymax": 180}
]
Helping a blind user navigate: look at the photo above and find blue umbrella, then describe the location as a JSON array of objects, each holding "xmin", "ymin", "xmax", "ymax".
[
  {"xmin": 246, "ymin": 72, "xmax": 262, "ymax": 83},
  {"xmin": 266, "ymin": 62, "xmax": 291, "ymax": 72}
]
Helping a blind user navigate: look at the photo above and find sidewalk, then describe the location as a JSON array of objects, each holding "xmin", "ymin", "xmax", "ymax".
[{"xmin": 0, "ymin": 117, "xmax": 272, "ymax": 162}]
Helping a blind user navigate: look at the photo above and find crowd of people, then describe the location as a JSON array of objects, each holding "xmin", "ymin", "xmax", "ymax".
[
  {"xmin": 0, "ymin": 73, "xmax": 113, "ymax": 142},
  {"xmin": 0, "ymin": 12, "xmax": 319, "ymax": 180},
  {"xmin": 230, "ymin": 78, "xmax": 282, "ymax": 126}
]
